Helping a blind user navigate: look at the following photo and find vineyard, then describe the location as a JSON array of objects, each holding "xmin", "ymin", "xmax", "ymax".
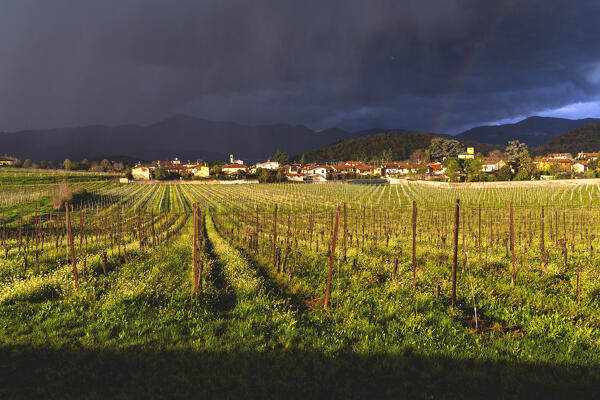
[{"xmin": 2, "ymin": 171, "xmax": 600, "ymax": 398}]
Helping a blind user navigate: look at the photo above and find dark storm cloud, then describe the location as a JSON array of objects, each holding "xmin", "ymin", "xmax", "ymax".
[{"xmin": 0, "ymin": 0, "xmax": 599, "ymax": 133}]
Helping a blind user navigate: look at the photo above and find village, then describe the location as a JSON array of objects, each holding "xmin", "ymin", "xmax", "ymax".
[{"xmin": 124, "ymin": 149, "xmax": 600, "ymax": 183}]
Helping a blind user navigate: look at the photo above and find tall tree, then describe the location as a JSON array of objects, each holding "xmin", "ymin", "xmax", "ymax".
[
  {"xmin": 273, "ymin": 149, "xmax": 289, "ymax": 165},
  {"xmin": 427, "ymin": 138, "xmax": 463, "ymax": 161},
  {"xmin": 515, "ymin": 151, "xmax": 536, "ymax": 181},
  {"xmin": 445, "ymin": 158, "xmax": 462, "ymax": 182},
  {"xmin": 380, "ymin": 148, "xmax": 393, "ymax": 163},
  {"xmin": 504, "ymin": 140, "xmax": 528, "ymax": 161},
  {"xmin": 464, "ymin": 158, "xmax": 484, "ymax": 181}
]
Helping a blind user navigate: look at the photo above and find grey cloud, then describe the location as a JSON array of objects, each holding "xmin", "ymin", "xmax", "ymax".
[{"xmin": 0, "ymin": 0, "xmax": 599, "ymax": 133}]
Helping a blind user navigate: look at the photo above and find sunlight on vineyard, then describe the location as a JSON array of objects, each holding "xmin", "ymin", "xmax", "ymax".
[{"xmin": 3, "ymin": 171, "xmax": 600, "ymax": 398}]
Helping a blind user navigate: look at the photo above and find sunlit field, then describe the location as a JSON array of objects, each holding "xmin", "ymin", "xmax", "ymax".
[{"xmin": 2, "ymin": 170, "xmax": 600, "ymax": 398}]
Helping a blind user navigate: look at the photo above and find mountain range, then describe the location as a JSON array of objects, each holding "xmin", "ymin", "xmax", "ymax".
[
  {"xmin": 0, "ymin": 114, "xmax": 598, "ymax": 163},
  {"xmin": 455, "ymin": 116, "xmax": 600, "ymax": 147},
  {"xmin": 0, "ymin": 115, "xmax": 369, "ymax": 163}
]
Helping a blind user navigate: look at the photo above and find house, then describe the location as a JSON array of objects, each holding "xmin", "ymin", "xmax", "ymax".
[
  {"xmin": 572, "ymin": 161, "xmax": 587, "ymax": 174},
  {"xmin": 548, "ymin": 153, "xmax": 573, "ymax": 161},
  {"xmin": 132, "ymin": 165, "xmax": 152, "ymax": 180},
  {"xmin": 458, "ymin": 147, "xmax": 475, "ymax": 159},
  {"xmin": 406, "ymin": 163, "xmax": 427, "ymax": 174},
  {"xmin": 481, "ymin": 159, "xmax": 507, "ymax": 173},
  {"xmin": 0, "ymin": 157, "xmax": 15, "ymax": 166},
  {"xmin": 256, "ymin": 160, "xmax": 280, "ymax": 170},
  {"xmin": 305, "ymin": 165, "xmax": 331, "ymax": 178},
  {"xmin": 332, "ymin": 164, "xmax": 355, "ymax": 175},
  {"xmin": 427, "ymin": 162, "xmax": 445, "ymax": 175},
  {"xmin": 191, "ymin": 165, "xmax": 210, "ymax": 178},
  {"xmin": 288, "ymin": 164, "xmax": 303, "ymax": 174},
  {"xmin": 355, "ymin": 164, "xmax": 375, "ymax": 175},
  {"xmin": 577, "ymin": 152, "xmax": 598, "ymax": 160},
  {"xmin": 380, "ymin": 162, "xmax": 410, "ymax": 176},
  {"xmin": 156, "ymin": 158, "xmax": 181, "ymax": 168},
  {"xmin": 222, "ymin": 163, "xmax": 247, "ymax": 175},
  {"xmin": 536, "ymin": 155, "xmax": 574, "ymax": 173},
  {"xmin": 153, "ymin": 158, "xmax": 194, "ymax": 175},
  {"xmin": 534, "ymin": 156, "xmax": 551, "ymax": 172},
  {"xmin": 549, "ymin": 159, "xmax": 572, "ymax": 172}
]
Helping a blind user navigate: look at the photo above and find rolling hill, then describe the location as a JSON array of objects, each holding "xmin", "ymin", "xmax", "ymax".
[
  {"xmin": 455, "ymin": 116, "xmax": 600, "ymax": 146},
  {"xmin": 533, "ymin": 122, "xmax": 600, "ymax": 155},
  {"xmin": 296, "ymin": 131, "xmax": 504, "ymax": 163}
]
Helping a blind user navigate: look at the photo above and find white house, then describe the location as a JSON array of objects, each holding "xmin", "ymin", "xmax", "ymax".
[
  {"xmin": 256, "ymin": 160, "xmax": 280, "ymax": 169},
  {"xmin": 305, "ymin": 165, "xmax": 331, "ymax": 177},
  {"xmin": 380, "ymin": 162, "xmax": 410, "ymax": 176},
  {"xmin": 222, "ymin": 163, "xmax": 247, "ymax": 175},
  {"xmin": 131, "ymin": 165, "xmax": 152, "ymax": 180},
  {"xmin": 548, "ymin": 153, "xmax": 573, "ymax": 161},
  {"xmin": 481, "ymin": 159, "xmax": 507, "ymax": 173},
  {"xmin": 572, "ymin": 162, "xmax": 587, "ymax": 174},
  {"xmin": 427, "ymin": 162, "xmax": 445, "ymax": 175}
]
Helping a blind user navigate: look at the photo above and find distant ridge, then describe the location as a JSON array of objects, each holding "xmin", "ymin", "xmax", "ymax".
[
  {"xmin": 455, "ymin": 116, "xmax": 600, "ymax": 146},
  {"xmin": 0, "ymin": 115, "xmax": 369, "ymax": 163},
  {"xmin": 534, "ymin": 122, "xmax": 600, "ymax": 155}
]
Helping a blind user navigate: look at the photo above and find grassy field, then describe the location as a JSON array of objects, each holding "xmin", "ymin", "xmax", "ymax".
[{"xmin": 2, "ymin": 172, "xmax": 600, "ymax": 398}]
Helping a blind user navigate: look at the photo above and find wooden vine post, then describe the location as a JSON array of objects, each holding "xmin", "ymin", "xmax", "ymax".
[
  {"xmin": 18, "ymin": 207, "xmax": 22, "ymax": 254},
  {"xmin": 324, "ymin": 205, "xmax": 340, "ymax": 309},
  {"xmin": 273, "ymin": 204, "xmax": 278, "ymax": 271},
  {"xmin": 192, "ymin": 203, "xmax": 198, "ymax": 298},
  {"xmin": 478, "ymin": 204, "xmax": 482, "ymax": 250},
  {"xmin": 412, "ymin": 200, "xmax": 417, "ymax": 290},
  {"xmin": 196, "ymin": 206, "xmax": 204, "ymax": 293},
  {"xmin": 117, "ymin": 210, "xmax": 122, "ymax": 268},
  {"xmin": 34, "ymin": 206, "xmax": 40, "ymax": 274},
  {"xmin": 2, "ymin": 209, "xmax": 5, "ymax": 250},
  {"xmin": 343, "ymin": 203, "xmax": 347, "ymax": 261},
  {"xmin": 577, "ymin": 264, "xmax": 582, "ymax": 305},
  {"xmin": 137, "ymin": 207, "xmax": 142, "ymax": 250},
  {"xmin": 65, "ymin": 202, "xmax": 79, "ymax": 292},
  {"xmin": 452, "ymin": 199, "xmax": 460, "ymax": 308},
  {"xmin": 510, "ymin": 202, "xmax": 516, "ymax": 286},
  {"xmin": 255, "ymin": 205, "xmax": 259, "ymax": 250}
]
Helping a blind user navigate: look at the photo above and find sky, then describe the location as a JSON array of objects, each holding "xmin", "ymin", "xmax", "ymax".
[{"xmin": 0, "ymin": 0, "xmax": 599, "ymax": 134}]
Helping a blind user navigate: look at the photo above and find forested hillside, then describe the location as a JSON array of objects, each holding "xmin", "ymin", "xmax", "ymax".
[
  {"xmin": 297, "ymin": 131, "xmax": 503, "ymax": 163},
  {"xmin": 534, "ymin": 122, "xmax": 600, "ymax": 155}
]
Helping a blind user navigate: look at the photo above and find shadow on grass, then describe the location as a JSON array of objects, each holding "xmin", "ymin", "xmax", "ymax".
[
  {"xmin": 0, "ymin": 346, "xmax": 598, "ymax": 399},
  {"xmin": 202, "ymin": 229, "xmax": 237, "ymax": 313},
  {"xmin": 230, "ymin": 242, "xmax": 318, "ymax": 313}
]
